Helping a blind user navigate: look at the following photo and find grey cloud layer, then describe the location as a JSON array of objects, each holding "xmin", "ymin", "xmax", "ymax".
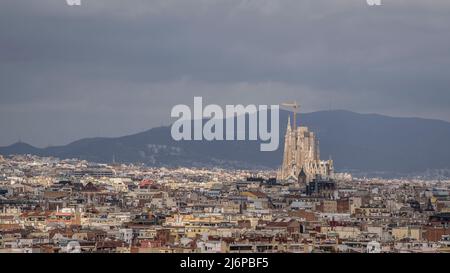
[{"xmin": 1, "ymin": 0, "xmax": 449, "ymax": 146}]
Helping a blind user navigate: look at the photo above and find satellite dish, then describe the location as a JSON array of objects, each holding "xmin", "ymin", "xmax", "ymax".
[{"xmin": 66, "ymin": 241, "xmax": 81, "ymax": 253}]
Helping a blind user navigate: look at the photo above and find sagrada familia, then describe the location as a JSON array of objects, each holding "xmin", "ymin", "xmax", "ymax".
[{"xmin": 278, "ymin": 106, "xmax": 334, "ymax": 183}]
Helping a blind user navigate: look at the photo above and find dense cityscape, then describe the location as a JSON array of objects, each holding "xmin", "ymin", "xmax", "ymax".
[
  {"xmin": 1, "ymin": 1, "xmax": 450, "ymax": 260},
  {"xmin": 1, "ymin": 152, "xmax": 449, "ymax": 253}
]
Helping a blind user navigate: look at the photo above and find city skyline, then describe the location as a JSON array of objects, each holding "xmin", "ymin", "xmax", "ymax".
[
  {"xmin": 2, "ymin": 0, "xmax": 450, "ymax": 260},
  {"xmin": 1, "ymin": 153, "xmax": 449, "ymax": 254}
]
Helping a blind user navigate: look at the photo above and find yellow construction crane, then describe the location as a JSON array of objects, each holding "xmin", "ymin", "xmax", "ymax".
[{"xmin": 282, "ymin": 101, "xmax": 300, "ymax": 130}]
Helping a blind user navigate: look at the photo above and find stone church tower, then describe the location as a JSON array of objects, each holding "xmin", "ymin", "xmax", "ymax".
[{"xmin": 278, "ymin": 114, "xmax": 334, "ymax": 182}]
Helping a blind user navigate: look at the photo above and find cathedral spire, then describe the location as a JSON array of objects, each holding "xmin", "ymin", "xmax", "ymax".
[
  {"xmin": 287, "ymin": 115, "xmax": 291, "ymax": 131},
  {"xmin": 282, "ymin": 101, "xmax": 299, "ymax": 131}
]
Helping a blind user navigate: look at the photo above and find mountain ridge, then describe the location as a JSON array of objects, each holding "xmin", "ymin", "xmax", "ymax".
[{"xmin": 2, "ymin": 110, "xmax": 450, "ymax": 175}]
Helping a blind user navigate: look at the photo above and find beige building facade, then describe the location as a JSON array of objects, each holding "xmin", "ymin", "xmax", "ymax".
[{"xmin": 278, "ymin": 115, "xmax": 334, "ymax": 182}]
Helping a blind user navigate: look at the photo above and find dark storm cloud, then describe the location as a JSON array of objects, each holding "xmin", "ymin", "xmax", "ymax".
[{"xmin": 1, "ymin": 0, "xmax": 450, "ymax": 146}]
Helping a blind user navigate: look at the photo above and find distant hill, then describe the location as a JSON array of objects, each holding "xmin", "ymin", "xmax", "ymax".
[{"xmin": 2, "ymin": 110, "xmax": 450, "ymax": 175}]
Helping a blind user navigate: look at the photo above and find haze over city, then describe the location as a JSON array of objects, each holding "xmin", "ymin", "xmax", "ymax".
[{"xmin": 1, "ymin": 0, "xmax": 450, "ymax": 258}]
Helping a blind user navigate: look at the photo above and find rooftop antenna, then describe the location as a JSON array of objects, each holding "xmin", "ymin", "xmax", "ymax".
[{"xmin": 282, "ymin": 101, "xmax": 300, "ymax": 131}]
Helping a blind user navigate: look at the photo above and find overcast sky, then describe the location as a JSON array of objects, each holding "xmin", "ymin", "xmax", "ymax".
[{"xmin": 1, "ymin": 0, "xmax": 449, "ymax": 147}]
